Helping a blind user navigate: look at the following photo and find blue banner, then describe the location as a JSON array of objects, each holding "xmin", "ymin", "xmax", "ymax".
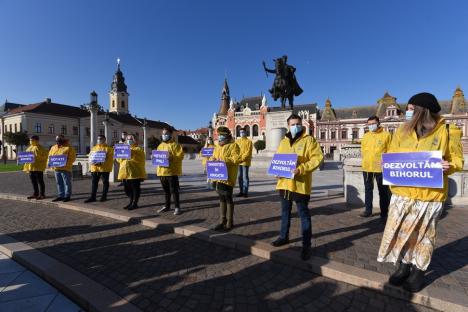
[
  {"xmin": 89, "ymin": 151, "xmax": 107, "ymax": 164},
  {"xmin": 206, "ymin": 161, "xmax": 228, "ymax": 180},
  {"xmin": 267, "ymin": 153, "xmax": 298, "ymax": 179},
  {"xmin": 201, "ymin": 147, "xmax": 214, "ymax": 157},
  {"xmin": 152, "ymin": 150, "xmax": 169, "ymax": 167},
  {"xmin": 48, "ymin": 155, "xmax": 68, "ymax": 168},
  {"xmin": 17, "ymin": 152, "xmax": 35, "ymax": 165},
  {"xmin": 114, "ymin": 144, "xmax": 131, "ymax": 159},
  {"xmin": 382, "ymin": 151, "xmax": 443, "ymax": 188}
]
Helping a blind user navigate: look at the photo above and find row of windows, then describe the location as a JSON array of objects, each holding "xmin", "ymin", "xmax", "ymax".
[
  {"xmin": 3, "ymin": 123, "xmax": 22, "ymax": 133},
  {"xmin": 111, "ymin": 100, "xmax": 126, "ymax": 108},
  {"xmin": 235, "ymin": 124, "xmax": 260, "ymax": 137}
]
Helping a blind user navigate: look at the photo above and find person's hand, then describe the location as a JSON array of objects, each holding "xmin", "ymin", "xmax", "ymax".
[
  {"xmin": 292, "ymin": 168, "xmax": 300, "ymax": 175},
  {"xmin": 441, "ymin": 160, "xmax": 450, "ymax": 172},
  {"xmin": 212, "ymin": 157, "xmax": 218, "ymax": 161}
]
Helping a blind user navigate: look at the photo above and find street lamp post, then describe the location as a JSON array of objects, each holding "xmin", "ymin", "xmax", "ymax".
[
  {"xmin": 102, "ymin": 111, "xmax": 110, "ymax": 143},
  {"xmin": 142, "ymin": 118, "xmax": 148, "ymax": 159},
  {"xmin": 208, "ymin": 120, "xmax": 213, "ymax": 138},
  {"xmin": 87, "ymin": 91, "xmax": 99, "ymax": 150}
]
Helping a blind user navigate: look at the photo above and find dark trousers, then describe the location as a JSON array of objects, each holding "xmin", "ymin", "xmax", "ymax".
[
  {"xmin": 124, "ymin": 179, "xmax": 141, "ymax": 205},
  {"xmin": 91, "ymin": 172, "xmax": 110, "ymax": 199},
  {"xmin": 279, "ymin": 197, "xmax": 312, "ymax": 248},
  {"xmin": 29, "ymin": 171, "xmax": 45, "ymax": 196},
  {"xmin": 363, "ymin": 172, "xmax": 390, "ymax": 218},
  {"xmin": 215, "ymin": 183, "xmax": 234, "ymax": 227},
  {"xmin": 160, "ymin": 176, "xmax": 180, "ymax": 209}
]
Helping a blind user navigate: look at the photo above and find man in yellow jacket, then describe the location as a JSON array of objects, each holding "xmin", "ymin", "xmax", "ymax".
[
  {"xmin": 85, "ymin": 135, "xmax": 114, "ymax": 203},
  {"xmin": 360, "ymin": 115, "xmax": 392, "ymax": 220},
  {"xmin": 271, "ymin": 114, "xmax": 323, "ymax": 261},
  {"xmin": 200, "ymin": 137, "xmax": 216, "ymax": 189},
  {"xmin": 23, "ymin": 135, "xmax": 48, "ymax": 199},
  {"xmin": 48, "ymin": 135, "xmax": 77, "ymax": 202},
  {"xmin": 235, "ymin": 128, "xmax": 253, "ymax": 197},
  {"xmin": 156, "ymin": 128, "xmax": 184, "ymax": 215}
]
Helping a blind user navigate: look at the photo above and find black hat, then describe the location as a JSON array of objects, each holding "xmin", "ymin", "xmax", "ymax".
[
  {"xmin": 217, "ymin": 126, "xmax": 231, "ymax": 136},
  {"xmin": 408, "ymin": 92, "xmax": 441, "ymax": 113}
]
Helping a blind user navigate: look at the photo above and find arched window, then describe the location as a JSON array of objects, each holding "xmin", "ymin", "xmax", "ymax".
[
  {"xmin": 121, "ymin": 101, "xmax": 125, "ymax": 108},
  {"xmin": 236, "ymin": 125, "xmax": 242, "ymax": 137},
  {"xmin": 245, "ymin": 125, "xmax": 251, "ymax": 136},
  {"xmin": 112, "ymin": 100, "xmax": 115, "ymax": 108},
  {"xmin": 252, "ymin": 124, "xmax": 259, "ymax": 137}
]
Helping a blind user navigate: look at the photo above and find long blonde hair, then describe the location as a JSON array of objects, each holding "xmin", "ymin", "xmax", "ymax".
[{"xmin": 403, "ymin": 105, "xmax": 440, "ymax": 138}]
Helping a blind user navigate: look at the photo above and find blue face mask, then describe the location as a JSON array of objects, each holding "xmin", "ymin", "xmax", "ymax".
[
  {"xmin": 127, "ymin": 140, "xmax": 134, "ymax": 145},
  {"xmin": 162, "ymin": 134, "xmax": 171, "ymax": 142},
  {"xmin": 368, "ymin": 124, "xmax": 378, "ymax": 132},
  {"xmin": 240, "ymin": 131, "xmax": 246, "ymax": 137},
  {"xmin": 289, "ymin": 125, "xmax": 302, "ymax": 138},
  {"xmin": 405, "ymin": 110, "xmax": 414, "ymax": 120},
  {"xmin": 218, "ymin": 135, "xmax": 226, "ymax": 142}
]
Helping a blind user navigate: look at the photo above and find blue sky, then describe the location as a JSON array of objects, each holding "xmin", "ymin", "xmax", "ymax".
[{"xmin": 1, "ymin": 0, "xmax": 467, "ymax": 130}]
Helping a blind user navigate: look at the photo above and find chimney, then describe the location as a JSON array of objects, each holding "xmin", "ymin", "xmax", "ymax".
[{"xmin": 45, "ymin": 98, "xmax": 51, "ymax": 104}]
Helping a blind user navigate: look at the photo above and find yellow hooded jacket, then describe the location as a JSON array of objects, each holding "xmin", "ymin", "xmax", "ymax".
[
  {"xmin": 48, "ymin": 142, "xmax": 77, "ymax": 172},
  {"xmin": 361, "ymin": 127, "xmax": 392, "ymax": 172},
  {"xmin": 23, "ymin": 142, "xmax": 48, "ymax": 172},
  {"xmin": 276, "ymin": 131, "xmax": 324, "ymax": 195},
  {"xmin": 236, "ymin": 137, "xmax": 253, "ymax": 166},
  {"xmin": 210, "ymin": 141, "xmax": 240, "ymax": 187},
  {"xmin": 200, "ymin": 143, "xmax": 216, "ymax": 167},
  {"xmin": 388, "ymin": 119, "xmax": 464, "ymax": 202},
  {"xmin": 156, "ymin": 140, "xmax": 184, "ymax": 176},
  {"xmin": 89, "ymin": 144, "xmax": 114, "ymax": 173},
  {"xmin": 117, "ymin": 144, "xmax": 147, "ymax": 180}
]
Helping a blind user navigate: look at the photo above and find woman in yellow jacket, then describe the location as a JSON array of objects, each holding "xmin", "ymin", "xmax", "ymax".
[
  {"xmin": 378, "ymin": 93, "xmax": 464, "ymax": 292},
  {"xmin": 200, "ymin": 137, "xmax": 215, "ymax": 189},
  {"xmin": 23, "ymin": 135, "xmax": 48, "ymax": 199},
  {"xmin": 117, "ymin": 134, "xmax": 146, "ymax": 210},
  {"xmin": 210, "ymin": 127, "xmax": 240, "ymax": 231},
  {"xmin": 48, "ymin": 135, "xmax": 77, "ymax": 202},
  {"xmin": 84, "ymin": 134, "xmax": 114, "ymax": 203}
]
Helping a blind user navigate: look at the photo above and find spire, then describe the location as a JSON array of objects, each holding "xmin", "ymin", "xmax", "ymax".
[
  {"xmin": 450, "ymin": 86, "xmax": 466, "ymax": 114},
  {"xmin": 376, "ymin": 91, "xmax": 400, "ymax": 118},
  {"xmin": 218, "ymin": 78, "xmax": 230, "ymax": 115},
  {"xmin": 111, "ymin": 58, "xmax": 128, "ymax": 92},
  {"xmin": 320, "ymin": 98, "xmax": 336, "ymax": 121}
]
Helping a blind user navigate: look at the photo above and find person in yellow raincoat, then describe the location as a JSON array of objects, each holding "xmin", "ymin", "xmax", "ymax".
[
  {"xmin": 235, "ymin": 127, "xmax": 253, "ymax": 197},
  {"xmin": 270, "ymin": 114, "xmax": 324, "ymax": 261},
  {"xmin": 84, "ymin": 134, "xmax": 114, "ymax": 203},
  {"xmin": 156, "ymin": 128, "xmax": 184, "ymax": 215},
  {"xmin": 200, "ymin": 137, "xmax": 215, "ymax": 189},
  {"xmin": 360, "ymin": 115, "xmax": 392, "ymax": 220},
  {"xmin": 48, "ymin": 135, "xmax": 77, "ymax": 202},
  {"xmin": 210, "ymin": 127, "xmax": 240, "ymax": 231},
  {"xmin": 378, "ymin": 92, "xmax": 464, "ymax": 292},
  {"xmin": 23, "ymin": 135, "xmax": 48, "ymax": 200},
  {"xmin": 117, "ymin": 134, "xmax": 146, "ymax": 210}
]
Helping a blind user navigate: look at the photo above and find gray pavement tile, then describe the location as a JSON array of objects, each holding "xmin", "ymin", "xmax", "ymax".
[
  {"xmin": 0, "ymin": 271, "xmax": 58, "ymax": 303},
  {"xmin": 0, "ymin": 293, "xmax": 56, "ymax": 312},
  {"xmin": 0, "ymin": 257, "xmax": 26, "ymax": 275}
]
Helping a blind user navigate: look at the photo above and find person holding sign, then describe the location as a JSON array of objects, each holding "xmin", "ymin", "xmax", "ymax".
[
  {"xmin": 84, "ymin": 135, "xmax": 114, "ymax": 203},
  {"xmin": 48, "ymin": 135, "xmax": 77, "ymax": 202},
  {"xmin": 360, "ymin": 115, "xmax": 392, "ymax": 220},
  {"xmin": 23, "ymin": 135, "xmax": 48, "ymax": 200},
  {"xmin": 117, "ymin": 135, "xmax": 146, "ymax": 210},
  {"xmin": 210, "ymin": 127, "xmax": 240, "ymax": 231},
  {"xmin": 378, "ymin": 93, "xmax": 464, "ymax": 292},
  {"xmin": 156, "ymin": 128, "xmax": 184, "ymax": 215},
  {"xmin": 200, "ymin": 137, "xmax": 216, "ymax": 189},
  {"xmin": 270, "ymin": 114, "xmax": 323, "ymax": 261},
  {"xmin": 235, "ymin": 127, "xmax": 253, "ymax": 198}
]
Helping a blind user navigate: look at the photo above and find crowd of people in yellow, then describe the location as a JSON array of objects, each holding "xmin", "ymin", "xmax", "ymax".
[{"xmin": 20, "ymin": 92, "xmax": 464, "ymax": 292}]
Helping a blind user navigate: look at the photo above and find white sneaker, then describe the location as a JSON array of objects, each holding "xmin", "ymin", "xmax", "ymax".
[
  {"xmin": 158, "ymin": 206, "xmax": 170, "ymax": 213},
  {"xmin": 174, "ymin": 208, "xmax": 181, "ymax": 215}
]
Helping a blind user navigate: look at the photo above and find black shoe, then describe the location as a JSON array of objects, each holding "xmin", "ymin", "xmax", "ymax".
[
  {"xmin": 157, "ymin": 206, "xmax": 170, "ymax": 213},
  {"xmin": 271, "ymin": 237, "xmax": 289, "ymax": 247},
  {"xmin": 123, "ymin": 202, "xmax": 133, "ymax": 210},
  {"xmin": 128, "ymin": 203, "xmax": 138, "ymax": 210},
  {"xmin": 360, "ymin": 211, "xmax": 372, "ymax": 218},
  {"xmin": 27, "ymin": 195, "xmax": 38, "ymax": 199},
  {"xmin": 301, "ymin": 247, "xmax": 312, "ymax": 261},
  {"xmin": 389, "ymin": 262, "xmax": 412, "ymax": 286},
  {"xmin": 211, "ymin": 223, "xmax": 225, "ymax": 231},
  {"xmin": 403, "ymin": 267, "xmax": 425, "ymax": 292},
  {"xmin": 52, "ymin": 197, "xmax": 63, "ymax": 202},
  {"xmin": 63, "ymin": 197, "xmax": 71, "ymax": 202},
  {"xmin": 99, "ymin": 197, "xmax": 107, "ymax": 202},
  {"xmin": 84, "ymin": 198, "xmax": 96, "ymax": 203},
  {"xmin": 243, "ymin": 193, "xmax": 248, "ymax": 198},
  {"xmin": 236, "ymin": 193, "xmax": 244, "ymax": 197}
]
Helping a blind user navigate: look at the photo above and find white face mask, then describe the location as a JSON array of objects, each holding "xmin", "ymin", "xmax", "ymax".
[
  {"xmin": 162, "ymin": 134, "xmax": 171, "ymax": 142},
  {"xmin": 405, "ymin": 110, "xmax": 414, "ymax": 120},
  {"xmin": 368, "ymin": 124, "xmax": 378, "ymax": 132}
]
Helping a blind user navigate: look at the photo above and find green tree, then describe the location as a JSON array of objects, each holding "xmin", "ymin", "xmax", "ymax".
[
  {"xmin": 3, "ymin": 131, "xmax": 29, "ymax": 158},
  {"xmin": 147, "ymin": 135, "xmax": 161, "ymax": 150},
  {"xmin": 253, "ymin": 140, "xmax": 266, "ymax": 154}
]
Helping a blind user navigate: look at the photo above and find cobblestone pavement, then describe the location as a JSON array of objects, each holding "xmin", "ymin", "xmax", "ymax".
[
  {"xmin": 1, "ymin": 161, "xmax": 467, "ymax": 299},
  {"xmin": 0, "ymin": 200, "xmax": 434, "ymax": 312}
]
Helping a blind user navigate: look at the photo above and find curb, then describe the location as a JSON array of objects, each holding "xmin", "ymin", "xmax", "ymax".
[{"xmin": 1, "ymin": 193, "xmax": 467, "ymax": 312}]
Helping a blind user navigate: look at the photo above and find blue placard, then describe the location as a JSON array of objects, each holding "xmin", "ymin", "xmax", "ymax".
[
  {"xmin": 48, "ymin": 155, "xmax": 68, "ymax": 168},
  {"xmin": 267, "ymin": 153, "xmax": 298, "ymax": 179},
  {"xmin": 382, "ymin": 151, "xmax": 443, "ymax": 188},
  {"xmin": 89, "ymin": 151, "xmax": 107, "ymax": 164},
  {"xmin": 152, "ymin": 150, "xmax": 170, "ymax": 167},
  {"xmin": 114, "ymin": 144, "xmax": 131, "ymax": 159},
  {"xmin": 206, "ymin": 161, "xmax": 228, "ymax": 180},
  {"xmin": 18, "ymin": 152, "xmax": 35, "ymax": 165},
  {"xmin": 201, "ymin": 147, "xmax": 214, "ymax": 157}
]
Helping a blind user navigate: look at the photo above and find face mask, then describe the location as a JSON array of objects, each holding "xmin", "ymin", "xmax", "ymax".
[
  {"xmin": 218, "ymin": 135, "xmax": 226, "ymax": 142},
  {"xmin": 127, "ymin": 140, "xmax": 134, "ymax": 145},
  {"xmin": 405, "ymin": 110, "xmax": 414, "ymax": 120},
  {"xmin": 368, "ymin": 124, "xmax": 378, "ymax": 132},
  {"xmin": 240, "ymin": 131, "xmax": 246, "ymax": 137},
  {"xmin": 97, "ymin": 139, "xmax": 105, "ymax": 144},
  {"xmin": 207, "ymin": 140, "xmax": 213, "ymax": 145},
  {"xmin": 289, "ymin": 125, "xmax": 302, "ymax": 138},
  {"xmin": 162, "ymin": 134, "xmax": 171, "ymax": 142}
]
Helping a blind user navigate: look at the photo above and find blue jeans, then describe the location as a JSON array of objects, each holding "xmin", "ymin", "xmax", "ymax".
[
  {"xmin": 55, "ymin": 171, "xmax": 72, "ymax": 198},
  {"xmin": 279, "ymin": 197, "xmax": 312, "ymax": 248},
  {"xmin": 237, "ymin": 165, "xmax": 250, "ymax": 194}
]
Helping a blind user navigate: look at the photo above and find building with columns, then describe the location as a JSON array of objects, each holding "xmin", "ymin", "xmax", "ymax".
[{"xmin": 0, "ymin": 61, "xmax": 175, "ymax": 160}]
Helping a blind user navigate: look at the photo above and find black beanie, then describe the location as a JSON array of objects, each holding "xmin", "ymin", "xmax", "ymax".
[{"xmin": 408, "ymin": 92, "xmax": 441, "ymax": 113}]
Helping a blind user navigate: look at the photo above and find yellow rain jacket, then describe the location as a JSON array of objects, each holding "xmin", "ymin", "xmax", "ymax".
[
  {"xmin": 388, "ymin": 119, "xmax": 464, "ymax": 202},
  {"xmin": 117, "ymin": 144, "xmax": 147, "ymax": 180},
  {"xmin": 361, "ymin": 127, "xmax": 392, "ymax": 172},
  {"xmin": 236, "ymin": 137, "xmax": 253, "ymax": 166},
  {"xmin": 89, "ymin": 144, "xmax": 114, "ymax": 173},
  {"xmin": 200, "ymin": 144, "xmax": 216, "ymax": 168},
  {"xmin": 48, "ymin": 142, "xmax": 77, "ymax": 172},
  {"xmin": 156, "ymin": 140, "xmax": 184, "ymax": 176},
  {"xmin": 276, "ymin": 131, "xmax": 324, "ymax": 195},
  {"xmin": 23, "ymin": 142, "xmax": 48, "ymax": 172},
  {"xmin": 210, "ymin": 141, "xmax": 240, "ymax": 187}
]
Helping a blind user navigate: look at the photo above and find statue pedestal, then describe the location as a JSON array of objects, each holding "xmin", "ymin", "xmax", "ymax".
[{"xmin": 265, "ymin": 110, "xmax": 291, "ymax": 155}]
